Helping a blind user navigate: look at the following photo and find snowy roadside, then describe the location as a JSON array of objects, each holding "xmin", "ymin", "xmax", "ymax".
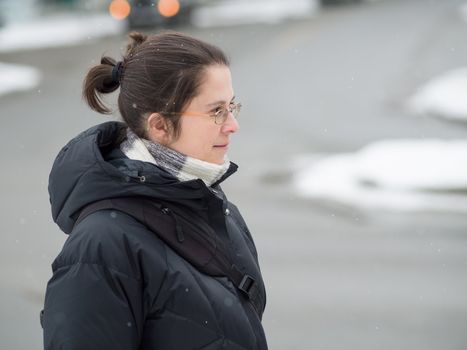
[
  {"xmin": 292, "ymin": 2, "xmax": 467, "ymax": 213},
  {"xmin": 297, "ymin": 66, "xmax": 467, "ymax": 213},
  {"xmin": 0, "ymin": 13, "xmax": 124, "ymax": 97},
  {"xmin": 293, "ymin": 140, "xmax": 467, "ymax": 213},
  {"xmin": 0, "ymin": 0, "xmax": 319, "ymax": 51},
  {"xmin": 191, "ymin": 0, "xmax": 318, "ymax": 28},
  {"xmin": 407, "ymin": 68, "xmax": 467, "ymax": 122},
  {"xmin": 406, "ymin": 3, "xmax": 467, "ymax": 122},
  {"xmin": 0, "ymin": 62, "xmax": 41, "ymax": 97},
  {"xmin": 0, "ymin": 14, "xmax": 124, "ymax": 53},
  {"xmin": 0, "ymin": 1, "xmax": 318, "ymax": 96}
]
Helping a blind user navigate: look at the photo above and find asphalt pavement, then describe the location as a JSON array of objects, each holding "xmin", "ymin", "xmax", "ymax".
[{"xmin": 1, "ymin": 0, "xmax": 467, "ymax": 349}]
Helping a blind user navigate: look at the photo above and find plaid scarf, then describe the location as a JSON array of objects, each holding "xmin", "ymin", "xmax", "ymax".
[{"xmin": 120, "ymin": 128, "xmax": 231, "ymax": 187}]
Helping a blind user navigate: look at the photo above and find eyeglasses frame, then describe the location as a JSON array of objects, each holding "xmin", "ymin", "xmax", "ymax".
[{"xmin": 161, "ymin": 102, "xmax": 242, "ymax": 125}]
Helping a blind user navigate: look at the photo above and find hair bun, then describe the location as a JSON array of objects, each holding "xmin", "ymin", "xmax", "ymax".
[{"xmin": 126, "ymin": 32, "xmax": 148, "ymax": 55}]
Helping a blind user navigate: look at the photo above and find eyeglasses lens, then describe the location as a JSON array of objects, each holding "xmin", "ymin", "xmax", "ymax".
[{"xmin": 215, "ymin": 103, "xmax": 241, "ymax": 125}]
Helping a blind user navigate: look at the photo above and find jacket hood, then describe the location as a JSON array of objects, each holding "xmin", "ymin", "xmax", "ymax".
[{"xmin": 48, "ymin": 121, "xmax": 237, "ymax": 234}]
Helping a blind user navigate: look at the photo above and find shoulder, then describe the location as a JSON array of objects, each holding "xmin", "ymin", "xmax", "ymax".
[
  {"xmin": 227, "ymin": 202, "xmax": 251, "ymax": 237},
  {"xmin": 53, "ymin": 209, "xmax": 168, "ymax": 280}
]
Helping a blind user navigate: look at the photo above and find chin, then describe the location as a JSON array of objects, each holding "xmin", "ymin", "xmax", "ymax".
[{"xmin": 208, "ymin": 157, "xmax": 225, "ymax": 165}]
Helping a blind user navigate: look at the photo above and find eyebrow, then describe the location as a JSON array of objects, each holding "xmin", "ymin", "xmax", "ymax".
[{"xmin": 206, "ymin": 95, "xmax": 236, "ymax": 107}]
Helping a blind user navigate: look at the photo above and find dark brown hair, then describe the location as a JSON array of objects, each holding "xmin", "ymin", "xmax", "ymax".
[{"xmin": 83, "ymin": 31, "xmax": 230, "ymax": 138}]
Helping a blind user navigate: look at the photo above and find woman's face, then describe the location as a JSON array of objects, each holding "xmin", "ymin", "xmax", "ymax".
[{"xmin": 167, "ymin": 65, "xmax": 239, "ymax": 164}]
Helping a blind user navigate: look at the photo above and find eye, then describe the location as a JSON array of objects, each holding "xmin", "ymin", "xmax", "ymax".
[{"xmin": 212, "ymin": 106, "xmax": 224, "ymax": 116}]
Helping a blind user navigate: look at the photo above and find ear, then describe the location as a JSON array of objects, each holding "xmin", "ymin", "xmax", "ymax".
[{"xmin": 146, "ymin": 113, "xmax": 172, "ymax": 145}]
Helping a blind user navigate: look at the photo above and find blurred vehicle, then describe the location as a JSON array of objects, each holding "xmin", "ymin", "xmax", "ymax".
[{"xmin": 119, "ymin": 0, "xmax": 207, "ymax": 28}]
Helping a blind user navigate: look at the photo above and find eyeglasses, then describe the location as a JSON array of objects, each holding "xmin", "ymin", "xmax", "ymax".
[{"xmin": 164, "ymin": 102, "xmax": 242, "ymax": 125}]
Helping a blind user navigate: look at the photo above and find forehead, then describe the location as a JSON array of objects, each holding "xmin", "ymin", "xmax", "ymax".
[{"xmin": 195, "ymin": 65, "xmax": 234, "ymax": 104}]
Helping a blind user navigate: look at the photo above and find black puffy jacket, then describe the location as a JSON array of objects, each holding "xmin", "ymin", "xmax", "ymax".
[{"xmin": 43, "ymin": 122, "xmax": 267, "ymax": 350}]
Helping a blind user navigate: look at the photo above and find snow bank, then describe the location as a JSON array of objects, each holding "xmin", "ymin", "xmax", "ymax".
[
  {"xmin": 0, "ymin": 14, "xmax": 125, "ymax": 53},
  {"xmin": 0, "ymin": 62, "xmax": 41, "ymax": 96},
  {"xmin": 407, "ymin": 68, "xmax": 467, "ymax": 122},
  {"xmin": 293, "ymin": 139, "xmax": 467, "ymax": 213},
  {"xmin": 191, "ymin": 0, "xmax": 318, "ymax": 28}
]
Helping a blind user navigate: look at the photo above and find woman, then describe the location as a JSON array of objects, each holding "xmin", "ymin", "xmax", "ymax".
[{"xmin": 42, "ymin": 32, "xmax": 267, "ymax": 350}]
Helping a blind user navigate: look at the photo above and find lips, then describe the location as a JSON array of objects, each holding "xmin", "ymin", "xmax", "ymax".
[{"xmin": 214, "ymin": 143, "xmax": 229, "ymax": 148}]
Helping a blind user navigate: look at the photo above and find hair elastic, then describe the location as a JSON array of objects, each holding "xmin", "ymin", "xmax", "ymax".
[{"xmin": 111, "ymin": 61, "xmax": 123, "ymax": 84}]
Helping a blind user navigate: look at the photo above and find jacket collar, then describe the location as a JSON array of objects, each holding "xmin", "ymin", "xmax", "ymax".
[{"xmin": 49, "ymin": 122, "xmax": 238, "ymax": 234}]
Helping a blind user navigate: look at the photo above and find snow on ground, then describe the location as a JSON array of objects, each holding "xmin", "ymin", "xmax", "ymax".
[
  {"xmin": 0, "ymin": 14, "xmax": 125, "ymax": 53},
  {"xmin": 293, "ymin": 139, "xmax": 467, "ymax": 213},
  {"xmin": 407, "ymin": 68, "xmax": 467, "ymax": 122},
  {"xmin": 0, "ymin": 62, "xmax": 41, "ymax": 97},
  {"xmin": 191, "ymin": 0, "xmax": 318, "ymax": 28}
]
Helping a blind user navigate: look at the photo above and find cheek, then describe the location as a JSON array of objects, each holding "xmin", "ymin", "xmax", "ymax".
[
  {"xmin": 185, "ymin": 120, "xmax": 218, "ymax": 141},
  {"xmin": 177, "ymin": 121, "xmax": 218, "ymax": 154},
  {"xmin": 199, "ymin": 130, "xmax": 218, "ymax": 153},
  {"xmin": 175, "ymin": 123, "xmax": 210, "ymax": 152}
]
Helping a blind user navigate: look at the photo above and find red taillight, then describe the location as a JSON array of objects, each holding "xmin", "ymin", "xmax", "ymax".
[
  {"xmin": 109, "ymin": 0, "xmax": 131, "ymax": 20},
  {"xmin": 158, "ymin": 0, "xmax": 181, "ymax": 18}
]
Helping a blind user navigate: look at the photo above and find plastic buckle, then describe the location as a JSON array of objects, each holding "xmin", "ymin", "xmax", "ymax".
[{"xmin": 238, "ymin": 274, "xmax": 256, "ymax": 297}]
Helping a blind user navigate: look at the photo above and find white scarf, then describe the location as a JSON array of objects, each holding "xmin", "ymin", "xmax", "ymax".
[{"xmin": 120, "ymin": 128, "xmax": 231, "ymax": 187}]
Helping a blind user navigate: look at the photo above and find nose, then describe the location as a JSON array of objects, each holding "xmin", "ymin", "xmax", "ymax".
[{"xmin": 221, "ymin": 111, "xmax": 239, "ymax": 134}]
